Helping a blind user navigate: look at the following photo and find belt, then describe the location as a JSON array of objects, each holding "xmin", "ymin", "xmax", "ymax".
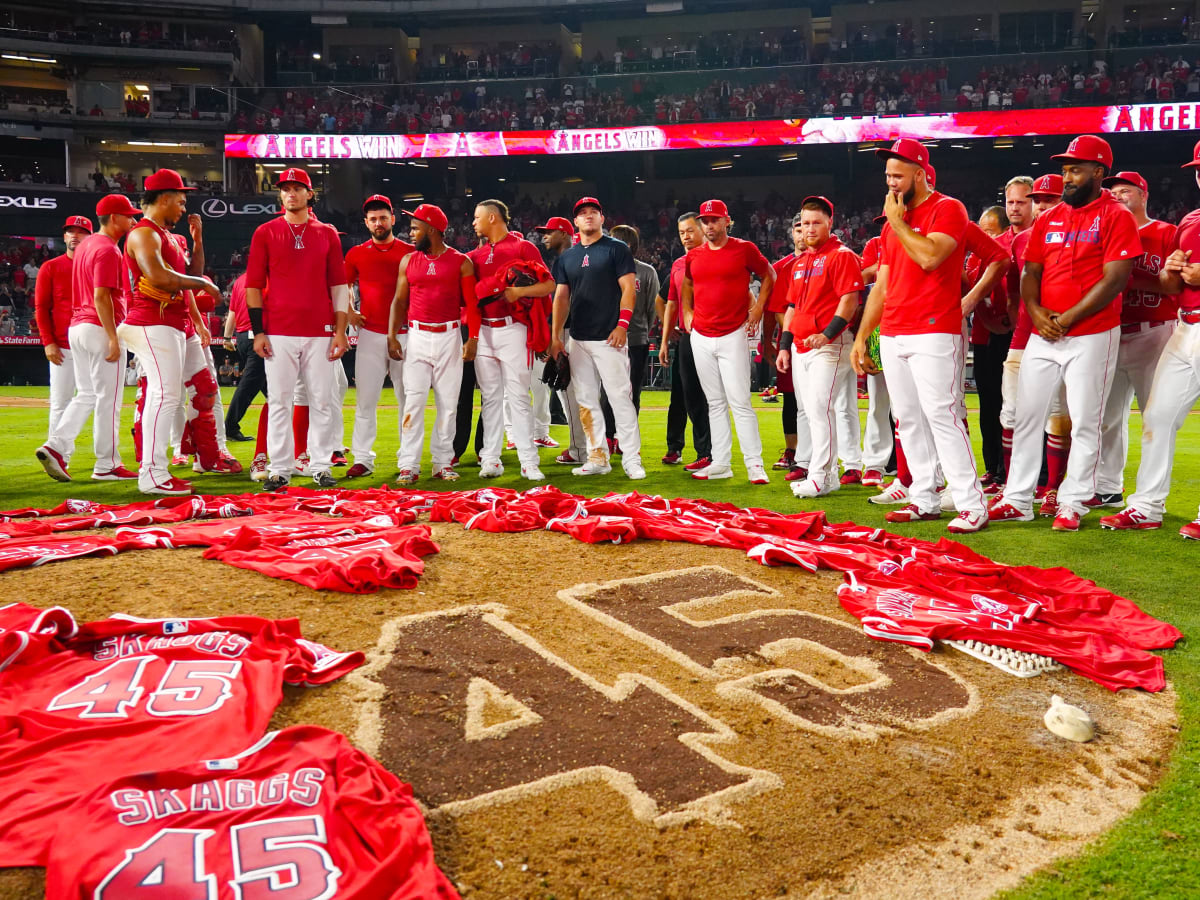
[
  {"xmin": 1120, "ymin": 320, "xmax": 1171, "ymax": 335},
  {"xmin": 1181, "ymin": 309, "xmax": 1200, "ymax": 325},
  {"xmin": 409, "ymin": 320, "xmax": 456, "ymax": 333},
  {"xmin": 482, "ymin": 316, "xmax": 513, "ymax": 327}
]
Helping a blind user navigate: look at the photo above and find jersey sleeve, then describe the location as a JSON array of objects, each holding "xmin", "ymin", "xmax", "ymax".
[
  {"xmin": 831, "ymin": 249, "xmax": 866, "ymax": 297},
  {"xmin": 325, "ymin": 231, "xmax": 348, "ymax": 288},
  {"xmin": 551, "ymin": 253, "xmax": 568, "ymax": 286},
  {"xmin": 1104, "ymin": 206, "xmax": 1144, "ymax": 264},
  {"xmin": 94, "ymin": 245, "xmax": 122, "ymax": 291},
  {"xmin": 1022, "ymin": 217, "xmax": 1048, "ymax": 266},
  {"xmin": 744, "ymin": 241, "xmax": 771, "ymax": 278},
  {"xmin": 281, "ymin": 630, "xmax": 366, "ymax": 686},
  {"xmin": 343, "ymin": 246, "xmax": 359, "ymax": 286},
  {"xmin": 612, "ymin": 241, "xmax": 637, "ymax": 279},
  {"xmin": 861, "ymin": 238, "xmax": 881, "ymax": 269},
  {"xmin": 245, "ymin": 225, "xmax": 269, "ymax": 291},
  {"xmin": 929, "ymin": 197, "xmax": 969, "ymax": 242},
  {"xmin": 34, "ymin": 264, "xmax": 58, "ymax": 347}
]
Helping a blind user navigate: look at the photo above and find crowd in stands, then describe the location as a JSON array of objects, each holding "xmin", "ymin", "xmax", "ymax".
[
  {"xmin": 419, "ymin": 43, "xmax": 563, "ymax": 82},
  {"xmin": 0, "ymin": 11, "xmax": 238, "ymax": 54}
]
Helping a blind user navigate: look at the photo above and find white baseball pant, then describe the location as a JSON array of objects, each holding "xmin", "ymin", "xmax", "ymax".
[
  {"xmin": 47, "ymin": 347, "xmax": 75, "ymax": 438},
  {"xmin": 794, "ymin": 333, "xmax": 852, "ymax": 489},
  {"xmin": 559, "ymin": 328, "xmax": 588, "ymax": 458},
  {"xmin": 265, "ymin": 334, "xmax": 338, "ymax": 479},
  {"xmin": 350, "ymin": 327, "xmax": 405, "ymax": 469},
  {"xmin": 792, "ymin": 390, "xmax": 811, "ymax": 468},
  {"xmin": 1001, "ymin": 348, "xmax": 1068, "ymax": 429},
  {"xmin": 117, "ymin": 323, "xmax": 183, "ymax": 491},
  {"xmin": 476, "ymin": 318, "xmax": 537, "ymax": 468},
  {"xmin": 507, "ymin": 357, "xmax": 553, "ymax": 442},
  {"xmin": 1125, "ymin": 319, "xmax": 1200, "ymax": 519},
  {"xmin": 47, "ymin": 323, "xmax": 125, "ymax": 473},
  {"xmin": 863, "ymin": 373, "xmax": 892, "ymax": 471},
  {"xmin": 397, "ymin": 323, "xmax": 462, "ymax": 473},
  {"xmin": 567, "ymin": 337, "xmax": 643, "ymax": 467},
  {"xmin": 880, "ymin": 332, "xmax": 985, "ymax": 516},
  {"xmin": 836, "ymin": 356, "xmax": 863, "ymax": 471},
  {"xmin": 692, "ymin": 325, "xmax": 764, "ymax": 471},
  {"xmin": 1096, "ymin": 321, "xmax": 1175, "ymax": 495},
  {"xmin": 1005, "ymin": 329, "xmax": 1119, "ymax": 516}
]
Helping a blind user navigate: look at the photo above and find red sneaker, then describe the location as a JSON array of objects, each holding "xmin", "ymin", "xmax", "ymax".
[
  {"xmin": 36, "ymin": 445, "xmax": 71, "ymax": 482},
  {"xmin": 988, "ymin": 501, "xmax": 1034, "ymax": 523},
  {"xmin": 146, "ymin": 476, "xmax": 192, "ymax": 496},
  {"xmin": 1180, "ymin": 520, "xmax": 1200, "ymax": 540},
  {"xmin": 1038, "ymin": 489, "xmax": 1058, "ymax": 518},
  {"xmin": 555, "ymin": 450, "xmax": 581, "ymax": 465},
  {"xmin": 1100, "ymin": 508, "xmax": 1161, "ymax": 530},
  {"xmin": 661, "ymin": 450, "xmax": 683, "ymax": 465},
  {"xmin": 330, "ymin": 450, "xmax": 347, "ymax": 467},
  {"xmin": 683, "ymin": 456, "xmax": 712, "ymax": 472},
  {"xmin": 345, "ymin": 463, "xmax": 373, "ymax": 479},
  {"xmin": 773, "ymin": 448, "xmax": 795, "ymax": 470},
  {"xmin": 839, "ymin": 469, "xmax": 863, "ymax": 485},
  {"xmin": 1052, "ymin": 509, "xmax": 1081, "ymax": 532},
  {"xmin": 91, "ymin": 466, "xmax": 138, "ymax": 481},
  {"xmin": 784, "ymin": 466, "xmax": 809, "ymax": 483},
  {"xmin": 885, "ymin": 504, "xmax": 941, "ymax": 524},
  {"xmin": 534, "ymin": 436, "xmax": 560, "ymax": 448},
  {"xmin": 862, "ymin": 469, "xmax": 885, "ymax": 486}
]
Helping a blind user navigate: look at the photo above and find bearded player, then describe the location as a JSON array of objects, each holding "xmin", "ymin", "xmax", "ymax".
[{"xmin": 35, "ymin": 215, "xmax": 91, "ymax": 442}]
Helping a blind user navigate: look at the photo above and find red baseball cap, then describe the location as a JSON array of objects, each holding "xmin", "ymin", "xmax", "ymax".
[
  {"xmin": 144, "ymin": 168, "xmax": 196, "ymax": 192},
  {"xmin": 276, "ymin": 167, "xmax": 313, "ymax": 189},
  {"xmin": 95, "ymin": 194, "xmax": 140, "ymax": 217},
  {"xmin": 1051, "ymin": 135, "xmax": 1113, "ymax": 170},
  {"xmin": 573, "ymin": 196, "xmax": 603, "ymax": 215},
  {"xmin": 534, "ymin": 216, "xmax": 574, "ymax": 236},
  {"xmin": 403, "ymin": 203, "xmax": 448, "ymax": 233},
  {"xmin": 801, "ymin": 195, "xmax": 835, "ymax": 218},
  {"xmin": 362, "ymin": 193, "xmax": 393, "ymax": 212},
  {"xmin": 1102, "ymin": 171, "xmax": 1149, "ymax": 194},
  {"xmin": 697, "ymin": 198, "xmax": 729, "ymax": 219},
  {"xmin": 926, "ymin": 164, "xmax": 937, "ymax": 189},
  {"xmin": 875, "ymin": 138, "xmax": 931, "ymax": 173},
  {"xmin": 1182, "ymin": 140, "xmax": 1200, "ymax": 169},
  {"xmin": 62, "ymin": 215, "xmax": 93, "ymax": 234},
  {"xmin": 1030, "ymin": 173, "xmax": 1064, "ymax": 197}
]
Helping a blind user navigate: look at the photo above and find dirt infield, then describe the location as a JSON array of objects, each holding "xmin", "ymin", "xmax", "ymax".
[{"xmin": 0, "ymin": 524, "xmax": 1177, "ymax": 899}]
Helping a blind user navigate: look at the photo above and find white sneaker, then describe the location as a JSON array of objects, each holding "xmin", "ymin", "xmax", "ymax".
[
  {"xmin": 692, "ymin": 464, "xmax": 734, "ymax": 480},
  {"xmin": 869, "ymin": 480, "xmax": 909, "ymax": 505},
  {"xmin": 747, "ymin": 463, "xmax": 769, "ymax": 485},
  {"xmin": 791, "ymin": 478, "xmax": 837, "ymax": 499},
  {"xmin": 947, "ymin": 510, "xmax": 989, "ymax": 534},
  {"xmin": 522, "ymin": 465, "xmax": 545, "ymax": 481},
  {"xmin": 480, "ymin": 461, "xmax": 504, "ymax": 478},
  {"xmin": 940, "ymin": 487, "xmax": 956, "ymax": 511},
  {"xmin": 572, "ymin": 460, "xmax": 612, "ymax": 476},
  {"xmin": 249, "ymin": 452, "xmax": 269, "ymax": 482},
  {"xmin": 624, "ymin": 461, "xmax": 647, "ymax": 480},
  {"xmin": 293, "ymin": 452, "xmax": 310, "ymax": 475}
]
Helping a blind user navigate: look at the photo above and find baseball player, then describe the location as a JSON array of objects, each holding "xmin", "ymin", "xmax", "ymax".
[
  {"xmin": 659, "ymin": 212, "xmax": 712, "ymax": 471},
  {"xmin": 776, "ymin": 196, "xmax": 864, "ymax": 498},
  {"xmin": 1101, "ymin": 140, "xmax": 1200, "ymax": 539},
  {"xmin": 681, "ymin": 198, "xmax": 774, "ymax": 484},
  {"xmin": 119, "ymin": 170, "xmax": 224, "ymax": 496},
  {"xmin": 604, "ymin": 224, "xmax": 659, "ymax": 441},
  {"xmin": 766, "ymin": 214, "xmax": 812, "ymax": 481},
  {"xmin": 546, "ymin": 196, "xmax": 645, "ymax": 478},
  {"xmin": 528, "ymin": 216, "xmax": 577, "ymax": 450},
  {"xmin": 343, "ymin": 194, "xmax": 413, "ymax": 479},
  {"xmin": 387, "ymin": 203, "xmax": 482, "ymax": 483},
  {"xmin": 989, "ymin": 135, "xmax": 1141, "ymax": 531},
  {"xmin": 859, "ymin": 228, "xmax": 895, "ymax": 491},
  {"xmin": 469, "ymin": 199, "xmax": 554, "ymax": 478},
  {"xmin": 36, "ymin": 194, "xmax": 139, "ymax": 484},
  {"xmin": 35, "ymin": 215, "xmax": 91, "ymax": 441},
  {"xmin": 1093, "ymin": 171, "xmax": 1177, "ymax": 504},
  {"xmin": 850, "ymin": 138, "xmax": 988, "ymax": 533},
  {"xmin": 221, "ymin": 267, "xmax": 262, "ymax": 444},
  {"xmin": 245, "ymin": 167, "xmax": 349, "ymax": 492}
]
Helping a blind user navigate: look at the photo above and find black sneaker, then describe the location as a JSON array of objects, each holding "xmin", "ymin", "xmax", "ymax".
[
  {"xmin": 1084, "ymin": 492, "xmax": 1124, "ymax": 508},
  {"xmin": 226, "ymin": 431, "xmax": 253, "ymax": 442},
  {"xmin": 263, "ymin": 475, "xmax": 290, "ymax": 493},
  {"xmin": 312, "ymin": 471, "xmax": 337, "ymax": 488}
]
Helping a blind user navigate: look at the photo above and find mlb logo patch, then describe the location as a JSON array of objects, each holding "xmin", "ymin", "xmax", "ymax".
[
  {"xmin": 162, "ymin": 620, "xmax": 189, "ymax": 635},
  {"xmin": 1046, "ymin": 232, "xmax": 1066, "ymax": 244}
]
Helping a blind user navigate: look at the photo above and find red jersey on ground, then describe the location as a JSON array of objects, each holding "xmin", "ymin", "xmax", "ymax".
[
  {"xmin": 45, "ymin": 725, "xmax": 459, "ymax": 900},
  {"xmin": 879, "ymin": 191, "xmax": 969, "ymax": 337},
  {"xmin": 35, "ymin": 254, "xmax": 73, "ymax": 347},
  {"xmin": 406, "ymin": 247, "xmax": 470, "ymax": 324},
  {"xmin": 246, "ymin": 216, "xmax": 346, "ymax": 337},
  {"xmin": 785, "ymin": 237, "xmax": 864, "ymax": 348},
  {"xmin": 228, "ymin": 272, "xmax": 251, "ymax": 333},
  {"xmin": 468, "ymin": 232, "xmax": 543, "ymax": 318},
  {"xmin": 123, "ymin": 219, "xmax": 191, "ymax": 331},
  {"xmin": 0, "ymin": 603, "xmax": 77, "ymax": 667},
  {"xmin": 684, "ymin": 237, "xmax": 771, "ymax": 337},
  {"xmin": 0, "ymin": 613, "xmax": 363, "ymax": 865},
  {"xmin": 345, "ymin": 237, "xmax": 414, "ymax": 333},
  {"xmin": 71, "ymin": 232, "xmax": 125, "ymax": 328},
  {"xmin": 1124, "ymin": 218, "xmax": 1178, "ymax": 324},
  {"xmin": 1023, "ymin": 193, "xmax": 1142, "ymax": 336},
  {"xmin": 1173, "ymin": 209, "xmax": 1200, "ymax": 314}
]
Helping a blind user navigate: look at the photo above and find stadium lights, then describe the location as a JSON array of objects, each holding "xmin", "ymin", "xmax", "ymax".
[
  {"xmin": 312, "ymin": 53, "xmax": 321, "ymax": 61},
  {"xmin": 408, "ymin": 161, "xmax": 429, "ymax": 168},
  {"xmin": 779, "ymin": 153, "xmax": 798, "ymax": 162},
  {"xmin": 134, "ymin": 84, "xmax": 150, "ymax": 92},
  {"xmin": 711, "ymin": 162, "xmax": 733, "ymax": 170},
  {"xmin": 2, "ymin": 54, "xmax": 57, "ymax": 63},
  {"xmin": 562, "ymin": 177, "xmax": 582, "ymax": 183}
]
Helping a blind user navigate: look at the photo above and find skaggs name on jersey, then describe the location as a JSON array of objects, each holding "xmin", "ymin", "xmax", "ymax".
[
  {"xmin": 110, "ymin": 768, "xmax": 326, "ymax": 825},
  {"xmin": 93, "ymin": 631, "xmax": 253, "ymax": 662}
]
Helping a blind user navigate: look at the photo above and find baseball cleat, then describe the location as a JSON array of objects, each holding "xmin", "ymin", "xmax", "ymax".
[
  {"xmin": 293, "ymin": 452, "xmax": 310, "ymax": 475},
  {"xmin": 791, "ymin": 478, "xmax": 836, "ymax": 499},
  {"xmin": 747, "ymin": 464, "xmax": 770, "ymax": 485},
  {"xmin": 249, "ymin": 453, "xmax": 269, "ymax": 482},
  {"xmin": 946, "ymin": 510, "xmax": 989, "ymax": 534},
  {"xmin": 36, "ymin": 445, "xmax": 71, "ymax": 482},
  {"xmin": 1180, "ymin": 520, "xmax": 1200, "ymax": 540},
  {"xmin": 624, "ymin": 462, "xmax": 647, "ymax": 480},
  {"xmin": 571, "ymin": 460, "xmax": 612, "ymax": 476},
  {"xmin": 939, "ymin": 488, "xmax": 957, "ymax": 512},
  {"xmin": 262, "ymin": 475, "xmax": 290, "ymax": 493},
  {"xmin": 1099, "ymin": 508, "xmax": 1161, "ymax": 530},
  {"xmin": 396, "ymin": 469, "xmax": 419, "ymax": 485},
  {"xmin": 330, "ymin": 450, "xmax": 347, "ymax": 467},
  {"xmin": 987, "ymin": 501, "xmax": 1034, "ymax": 523},
  {"xmin": 522, "ymin": 465, "xmax": 546, "ymax": 481},
  {"xmin": 1084, "ymin": 492, "xmax": 1124, "ymax": 508},
  {"xmin": 345, "ymin": 463, "xmax": 373, "ymax": 479},
  {"xmin": 534, "ymin": 436, "xmax": 560, "ymax": 448},
  {"xmin": 683, "ymin": 456, "xmax": 712, "ymax": 472},
  {"xmin": 480, "ymin": 461, "xmax": 504, "ymax": 478},
  {"xmin": 607, "ymin": 437, "xmax": 622, "ymax": 456},
  {"xmin": 193, "ymin": 455, "xmax": 242, "ymax": 475},
  {"xmin": 884, "ymin": 504, "xmax": 941, "ymax": 524},
  {"xmin": 505, "ymin": 439, "xmax": 517, "ymax": 450},
  {"xmin": 311, "ymin": 471, "xmax": 337, "ymax": 489},
  {"xmin": 145, "ymin": 476, "xmax": 193, "ymax": 496},
  {"xmin": 555, "ymin": 451, "xmax": 581, "ymax": 465},
  {"xmin": 784, "ymin": 466, "xmax": 810, "ymax": 483},
  {"xmin": 840, "ymin": 469, "xmax": 863, "ymax": 485},
  {"xmin": 773, "ymin": 448, "xmax": 796, "ymax": 470},
  {"xmin": 170, "ymin": 454, "xmax": 189, "ymax": 467},
  {"xmin": 983, "ymin": 480, "xmax": 1004, "ymax": 495},
  {"xmin": 868, "ymin": 480, "xmax": 909, "ymax": 505},
  {"xmin": 691, "ymin": 464, "xmax": 733, "ymax": 480},
  {"xmin": 1038, "ymin": 489, "xmax": 1059, "ymax": 518},
  {"xmin": 661, "ymin": 450, "xmax": 683, "ymax": 465},
  {"xmin": 862, "ymin": 469, "xmax": 885, "ymax": 487},
  {"xmin": 433, "ymin": 467, "xmax": 460, "ymax": 481},
  {"xmin": 1052, "ymin": 509, "xmax": 1081, "ymax": 532},
  {"xmin": 92, "ymin": 466, "xmax": 138, "ymax": 481}
]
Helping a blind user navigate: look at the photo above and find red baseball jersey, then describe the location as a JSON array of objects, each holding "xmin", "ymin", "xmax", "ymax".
[
  {"xmin": 1023, "ymin": 193, "xmax": 1142, "ymax": 336},
  {"xmin": 45, "ymin": 724, "xmax": 459, "ymax": 900},
  {"xmin": 785, "ymin": 237, "xmax": 863, "ymax": 348},
  {"xmin": 35, "ymin": 253, "xmax": 74, "ymax": 347},
  {"xmin": 0, "ymin": 614, "xmax": 363, "ymax": 865},
  {"xmin": 468, "ymin": 232, "xmax": 542, "ymax": 318},
  {"xmin": 345, "ymin": 237, "xmax": 414, "ymax": 334},
  {"xmin": 965, "ymin": 223, "xmax": 1014, "ymax": 341},
  {"xmin": 123, "ymin": 218, "xmax": 192, "ymax": 331},
  {"xmin": 406, "ymin": 247, "xmax": 470, "ymax": 323},
  {"xmin": 71, "ymin": 232, "xmax": 125, "ymax": 328},
  {"xmin": 0, "ymin": 602, "xmax": 77, "ymax": 668},
  {"xmin": 767, "ymin": 253, "xmax": 802, "ymax": 315},
  {"xmin": 860, "ymin": 236, "xmax": 882, "ymax": 273},
  {"xmin": 1009, "ymin": 228, "xmax": 1036, "ymax": 350},
  {"xmin": 1123, "ymin": 218, "xmax": 1178, "ymax": 324},
  {"xmin": 1173, "ymin": 209, "xmax": 1200, "ymax": 314},
  {"xmin": 879, "ymin": 192, "xmax": 969, "ymax": 337},
  {"xmin": 228, "ymin": 272, "xmax": 251, "ymax": 333},
  {"xmin": 684, "ymin": 237, "xmax": 771, "ymax": 337},
  {"xmin": 666, "ymin": 255, "xmax": 689, "ymax": 328},
  {"xmin": 246, "ymin": 216, "xmax": 347, "ymax": 337}
]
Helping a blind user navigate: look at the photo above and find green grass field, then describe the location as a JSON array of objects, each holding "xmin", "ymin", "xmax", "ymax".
[{"xmin": 3, "ymin": 384, "xmax": 1198, "ymax": 898}]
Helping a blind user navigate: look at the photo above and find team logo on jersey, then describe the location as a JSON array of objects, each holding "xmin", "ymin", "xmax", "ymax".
[
  {"xmin": 486, "ymin": 247, "xmax": 494, "ymax": 265},
  {"xmin": 969, "ymin": 595, "xmax": 1010, "ymax": 616},
  {"xmin": 162, "ymin": 620, "xmax": 189, "ymax": 635},
  {"xmin": 581, "ymin": 254, "xmax": 590, "ymax": 267},
  {"xmin": 427, "ymin": 260, "xmax": 438, "ymax": 275},
  {"xmin": 1089, "ymin": 215, "xmax": 1101, "ymax": 232}
]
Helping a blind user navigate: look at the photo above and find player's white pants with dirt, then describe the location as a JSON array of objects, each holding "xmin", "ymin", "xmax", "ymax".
[
  {"xmin": 350, "ymin": 327, "xmax": 405, "ymax": 469},
  {"xmin": 265, "ymin": 335, "xmax": 337, "ymax": 479},
  {"xmin": 169, "ymin": 337, "xmax": 229, "ymax": 454},
  {"xmin": 1005, "ymin": 328, "xmax": 1119, "ymax": 517},
  {"xmin": 398, "ymin": 324, "xmax": 462, "ymax": 474},
  {"xmin": 476, "ymin": 319, "xmax": 537, "ymax": 468},
  {"xmin": 692, "ymin": 325, "xmax": 763, "ymax": 471},
  {"xmin": 1125, "ymin": 320, "xmax": 1200, "ymax": 520},
  {"xmin": 863, "ymin": 373, "xmax": 892, "ymax": 471},
  {"xmin": 47, "ymin": 322, "xmax": 125, "ymax": 473},
  {"xmin": 1096, "ymin": 321, "xmax": 1175, "ymax": 496},
  {"xmin": 794, "ymin": 334, "xmax": 852, "ymax": 490},
  {"xmin": 567, "ymin": 337, "xmax": 643, "ymax": 467},
  {"xmin": 880, "ymin": 332, "xmax": 985, "ymax": 516},
  {"xmin": 836, "ymin": 357, "xmax": 863, "ymax": 471},
  {"xmin": 116, "ymin": 323, "xmax": 182, "ymax": 491},
  {"xmin": 47, "ymin": 348, "xmax": 75, "ymax": 439}
]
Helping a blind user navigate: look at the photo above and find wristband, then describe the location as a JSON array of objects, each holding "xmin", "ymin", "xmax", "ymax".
[
  {"xmin": 822, "ymin": 315, "xmax": 849, "ymax": 341},
  {"xmin": 248, "ymin": 307, "xmax": 264, "ymax": 335},
  {"xmin": 779, "ymin": 331, "xmax": 794, "ymax": 351},
  {"xmin": 617, "ymin": 308, "xmax": 632, "ymax": 330}
]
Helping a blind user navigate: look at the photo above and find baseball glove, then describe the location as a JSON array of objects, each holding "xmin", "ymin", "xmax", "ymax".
[
  {"xmin": 541, "ymin": 353, "xmax": 571, "ymax": 391},
  {"xmin": 136, "ymin": 276, "xmax": 184, "ymax": 317},
  {"xmin": 865, "ymin": 326, "xmax": 883, "ymax": 373}
]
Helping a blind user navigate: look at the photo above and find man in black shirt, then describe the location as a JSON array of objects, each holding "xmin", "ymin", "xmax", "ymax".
[{"xmin": 547, "ymin": 197, "xmax": 644, "ymax": 478}]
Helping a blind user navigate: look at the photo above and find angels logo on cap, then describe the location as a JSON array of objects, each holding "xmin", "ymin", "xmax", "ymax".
[
  {"xmin": 276, "ymin": 167, "xmax": 313, "ymax": 189},
  {"xmin": 62, "ymin": 216, "xmax": 93, "ymax": 234},
  {"xmin": 698, "ymin": 199, "xmax": 729, "ymax": 218}
]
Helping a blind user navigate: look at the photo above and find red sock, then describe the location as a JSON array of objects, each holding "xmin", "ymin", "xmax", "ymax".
[
  {"xmin": 1001, "ymin": 427, "xmax": 1013, "ymax": 481},
  {"xmin": 255, "ymin": 404, "xmax": 269, "ymax": 457},
  {"xmin": 293, "ymin": 404, "xmax": 310, "ymax": 457},
  {"xmin": 894, "ymin": 430, "xmax": 912, "ymax": 488},
  {"xmin": 1045, "ymin": 432, "xmax": 1070, "ymax": 490}
]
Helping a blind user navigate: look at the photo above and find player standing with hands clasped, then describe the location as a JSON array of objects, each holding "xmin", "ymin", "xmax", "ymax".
[
  {"xmin": 35, "ymin": 215, "xmax": 92, "ymax": 446},
  {"xmin": 547, "ymin": 197, "xmax": 645, "ymax": 478},
  {"xmin": 681, "ymin": 199, "xmax": 774, "ymax": 484},
  {"xmin": 245, "ymin": 167, "xmax": 350, "ymax": 492}
]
